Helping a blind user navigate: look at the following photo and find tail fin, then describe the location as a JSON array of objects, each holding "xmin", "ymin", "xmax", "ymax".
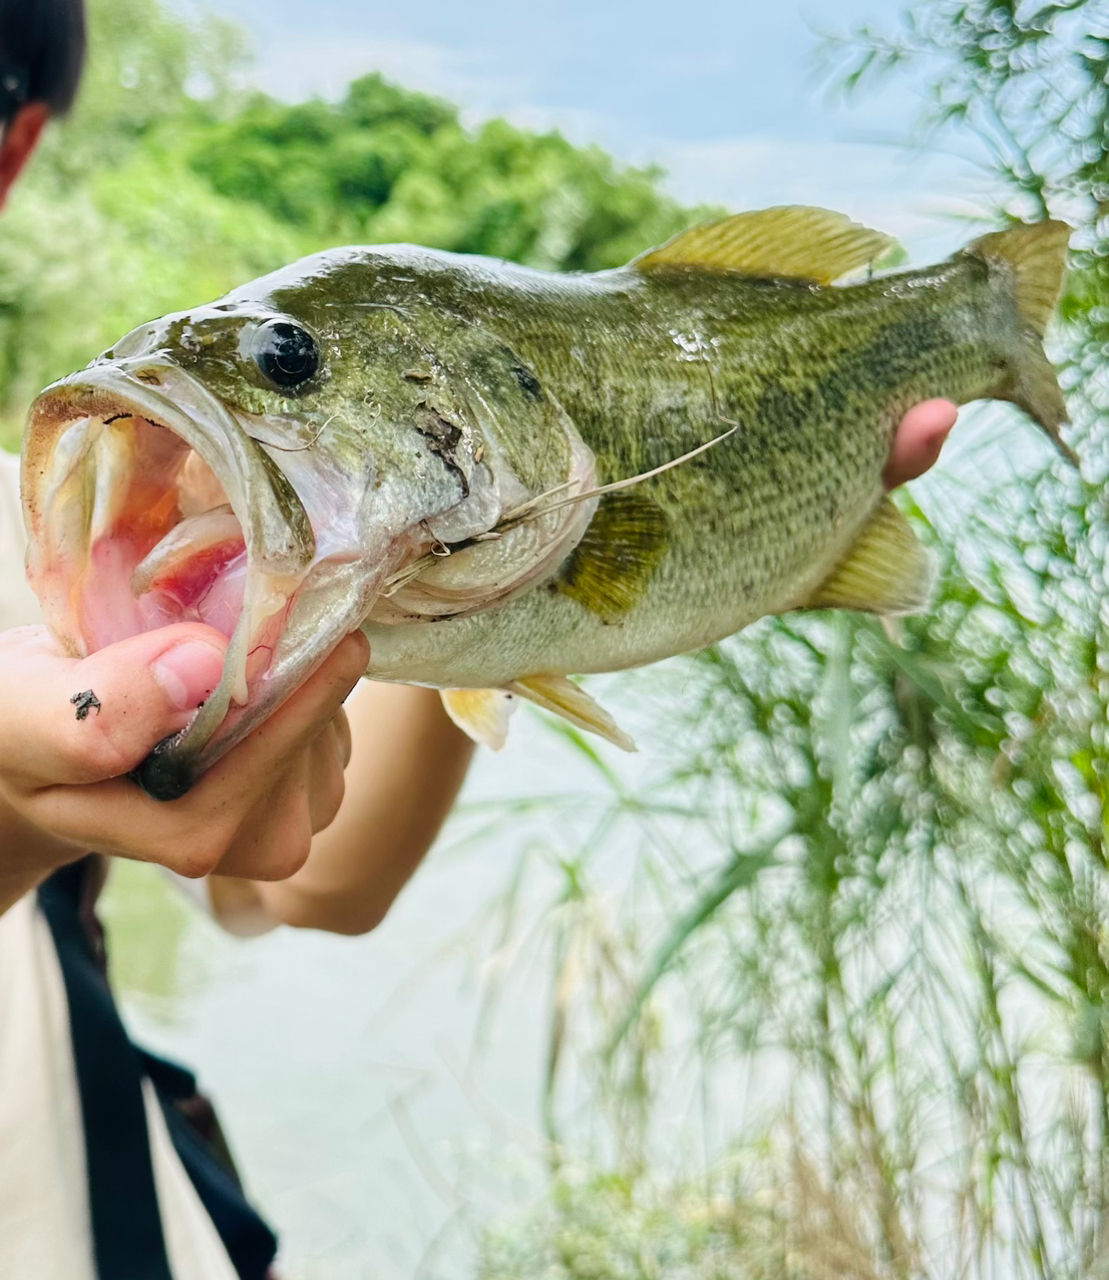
[{"xmin": 966, "ymin": 220, "xmax": 1078, "ymax": 466}]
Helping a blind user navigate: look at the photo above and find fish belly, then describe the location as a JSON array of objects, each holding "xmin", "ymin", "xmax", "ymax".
[{"xmin": 361, "ymin": 469, "xmax": 884, "ymax": 688}]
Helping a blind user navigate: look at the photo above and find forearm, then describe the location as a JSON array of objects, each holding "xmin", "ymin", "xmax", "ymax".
[
  {"xmin": 0, "ymin": 796, "xmax": 80, "ymax": 916},
  {"xmin": 213, "ymin": 683, "xmax": 473, "ymax": 935}
]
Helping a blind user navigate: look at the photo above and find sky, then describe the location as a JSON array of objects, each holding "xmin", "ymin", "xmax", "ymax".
[{"xmin": 214, "ymin": 0, "xmax": 997, "ymax": 260}]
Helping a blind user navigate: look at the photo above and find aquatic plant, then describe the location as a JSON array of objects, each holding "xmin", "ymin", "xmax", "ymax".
[{"xmin": 476, "ymin": 4, "xmax": 1109, "ymax": 1276}]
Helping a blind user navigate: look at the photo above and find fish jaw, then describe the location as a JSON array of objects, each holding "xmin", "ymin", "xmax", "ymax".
[
  {"xmin": 21, "ymin": 355, "xmax": 594, "ymax": 799},
  {"xmin": 21, "ymin": 361, "xmax": 385, "ymax": 799}
]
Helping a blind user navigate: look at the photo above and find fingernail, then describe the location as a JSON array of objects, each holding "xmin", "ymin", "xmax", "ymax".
[{"xmin": 152, "ymin": 642, "xmax": 226, "ymax": 712}]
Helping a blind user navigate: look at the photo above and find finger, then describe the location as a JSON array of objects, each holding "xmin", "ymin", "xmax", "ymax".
[
  {"xmin": 215, "ymin": 757, "xmax": 315, "ymax": 882},
  {"xmin": 205, "ymin": 632, "xmax": 368, "ymax": 789},
  {"xmin": 212, "ymin": 710, "xmax": 351, "ymax": 881},
  {"xmin": 28, "ymin": 747, "xmax": 312, "ymax": 877},
  {"xmin": 333, "ymin": 707, "xmax": 352, "ymax": 770},
  {"xmin": 24, "ymin": 771, "xmax": 223, "ymax": 866},
  {"xmin": 19, "ymin": 632, "xmax": 368, "ymax": 876},
  {"xmin": 883, "ymin": 399, "xmax": 959, "ymax": 489},
  {"xmin": 202, "ymin": 646, "xmax": 364, "ymax": 876},
  {"xmin": 306, "ymin": 721, "xmax": 348, "ymax": 836},
  {"xmin": 0, "ymin": 623, "xmax": 227, "ymax": 789}
]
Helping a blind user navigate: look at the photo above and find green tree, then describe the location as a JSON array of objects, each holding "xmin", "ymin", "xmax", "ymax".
[
  {"xmin": 0, "ymin": 0, "xmax": 700, "ymax": 449},
  {"xmin": 190, "ymin": 73, "xmax": 696, "ymax": 270},
  {"xmin": 0, "ymin": 0, "xmax": 301, "ymax": 446}
]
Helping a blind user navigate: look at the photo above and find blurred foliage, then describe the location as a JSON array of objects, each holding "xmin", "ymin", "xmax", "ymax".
[
  {"xmin": 8, "ymin": 0, "xmax": 1109, "ymax": 1272},
  {"xmin": 475, "ymin": 3, "xmax": 1109, "ymax": 1278},
  {"xmin": 481, "ymin": 1166, "xmax": 788, "ymax": 1280},
  {"xmin": 99, "ymin": 860, "xmax": 214, "ymax": 1022},
  {"xmin": 191, "ymin": 79, "xmax": 692, "ymax": 272},
  {"xmin": 0, "ymin": 0, "xmax": 699, "ymax": 450}
]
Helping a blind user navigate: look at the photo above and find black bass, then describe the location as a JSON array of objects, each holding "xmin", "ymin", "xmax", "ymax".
[{"xmin": 21, "ymin": 207, "xmax": 1074, "ymax": 799}]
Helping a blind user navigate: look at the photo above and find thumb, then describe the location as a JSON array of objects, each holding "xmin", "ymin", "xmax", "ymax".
[
  {"xmin": 883, "ymin": 399, "xmax": 959, "ymax": 490},
  {"xmin": 0, "ymin": 623, "xmax": 227, "ymax": 788}
]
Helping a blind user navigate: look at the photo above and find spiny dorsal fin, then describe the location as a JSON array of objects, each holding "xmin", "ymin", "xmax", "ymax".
[
  {"xmin": 632, "ymin": 206, "xmax": 898, "ymax": 284},
  {"xmin": 559, "ymin": 491, "xmax": 670, "ymax": 621},
  {"xmin": 508, "ymin": 674, "xmax": 637, "ymax": 752},
  {"xmin": 804, "ymin": 498, "xmax": 933, "ymax": 615},
  {"xmin": 440, "ymin": 688, "xmax": 518, "ymax": 750}
]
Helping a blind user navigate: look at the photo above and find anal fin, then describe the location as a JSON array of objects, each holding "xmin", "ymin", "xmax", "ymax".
[
  {"xmin": 440, "ymin": 688, "xmax": 518, "ymax": 750},
  {"xmin": 804, "ymin": 498, "xmax": 933, "ymax": 616},
  {"xmin": 508, "ymin": 674, "xmax": 637, "ymax": 752}
]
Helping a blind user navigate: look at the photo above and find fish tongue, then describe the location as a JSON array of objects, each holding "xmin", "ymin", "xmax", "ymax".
[{"xmin": 131, "ymin": 504, "xmax": 245, "ymax": 598}]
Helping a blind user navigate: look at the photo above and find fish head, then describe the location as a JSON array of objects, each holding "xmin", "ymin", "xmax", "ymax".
[{"xmin": 22, "ymin": 248, "xmax": 595, "ymax": 799}]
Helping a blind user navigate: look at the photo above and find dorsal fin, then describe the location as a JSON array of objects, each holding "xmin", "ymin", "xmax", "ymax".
[{"xmin": 632, "ymin": 206, "xmax": 898, "ymax": 284}]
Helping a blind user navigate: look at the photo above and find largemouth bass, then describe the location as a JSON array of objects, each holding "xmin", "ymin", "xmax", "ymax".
[{"xmin": 21, "ymin": 207, "xmax": 1073, "ymax": 799}]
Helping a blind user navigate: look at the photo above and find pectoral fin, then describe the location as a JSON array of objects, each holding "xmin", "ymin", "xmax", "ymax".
[
  {"xmin": 508, "ymin": 674, "xmax": 637, "ymax": 752},
  {"xmin": 804, "ymin": 498, "xmax": 933, "ymax": 615},
  {"xmin": 559, "ymin": 491, "xmax": 670, "ymax": 621},
  {"xmin": 440, "ymin": 688, "xmax": 518, "ymax": 750}
]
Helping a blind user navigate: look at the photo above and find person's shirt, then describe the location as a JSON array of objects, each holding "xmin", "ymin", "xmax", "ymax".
[{"xmin": 0, "ymin": 450, "xmax": 242, "ymax": 1280}]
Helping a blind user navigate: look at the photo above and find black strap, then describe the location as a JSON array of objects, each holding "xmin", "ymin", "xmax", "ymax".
[
  {"xmin": 0, "ymin": 58, "xmax": 29, "ymax": 119},
  {"xmin": 37, "ymin": 860, "xmax": 173, "ymax": 1280},
  {"xmin": 37, "ymin": 858, "xmax": 278, "ymax": 1280},
  {"xmin": 141, "ymin": 1051, "xmax": 279, "ymax": 1280}
]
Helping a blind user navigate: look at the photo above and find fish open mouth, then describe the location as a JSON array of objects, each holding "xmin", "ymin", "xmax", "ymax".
[
  {"xmin": 23, "ymin": 348, "xmax": 606, "ymax": 798},
  {"xmin": 33, "ymin": 413, "xmax": 252, "ymax": 650},
  {"xmin": 23, "ymin": 361, "xmax": 326, "ymax": 800}
]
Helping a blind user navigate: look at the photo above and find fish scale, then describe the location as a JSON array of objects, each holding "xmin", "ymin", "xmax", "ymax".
[
  {"xmin": 22, "ymin": 207, "xmax": 1074, "ymax": 792},
  {"xmin": 359, "ymin": 259, "xmax": 1004, "ymax": 687}
]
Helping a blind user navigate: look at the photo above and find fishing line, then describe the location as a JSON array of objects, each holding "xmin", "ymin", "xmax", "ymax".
[
  {"xmin": 249, "ymin": 413, "xmax": 338, "ymax": 454},
  {"xmin": 496, "ymin": 416, "xmax": 740, "ymax": 531},
  {"xmin": 499, "ymin": 349, "xmax": 733, "ymax": 529},
  {"xmin": 382, "ymin": 407, "xmax": 741, "ymax": 596}
]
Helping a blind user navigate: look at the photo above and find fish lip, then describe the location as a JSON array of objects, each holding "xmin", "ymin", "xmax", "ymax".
[
  {"xmin": 170, "ymin": 552, "xmax": 391, "ymax": 798},
  {"xmin": 24, "ymin": 361, "xmax": 319, "ymax": 796},
  {"xmin": 25, "ymin": 361, "xmax": 315, "ymax": 579}
]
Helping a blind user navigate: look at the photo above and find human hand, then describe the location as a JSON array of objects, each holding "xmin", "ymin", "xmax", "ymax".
[
  {"xmin": 0, "ymin": 622, "xmax": 366, "ymax": 904},
  {"xmin": 884, "ymin": 399, "xmax": 959, "ymax": 490}
]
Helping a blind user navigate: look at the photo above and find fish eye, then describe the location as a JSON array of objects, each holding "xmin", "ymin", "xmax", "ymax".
[{"xmin": 251, "ymin": 320, "xmax": 321, "ymax": 391}]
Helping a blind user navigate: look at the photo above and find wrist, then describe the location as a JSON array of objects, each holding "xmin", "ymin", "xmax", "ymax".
[{"xmin": 0, "ymin": 791, "xmax": 83, "ymax": 915}]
